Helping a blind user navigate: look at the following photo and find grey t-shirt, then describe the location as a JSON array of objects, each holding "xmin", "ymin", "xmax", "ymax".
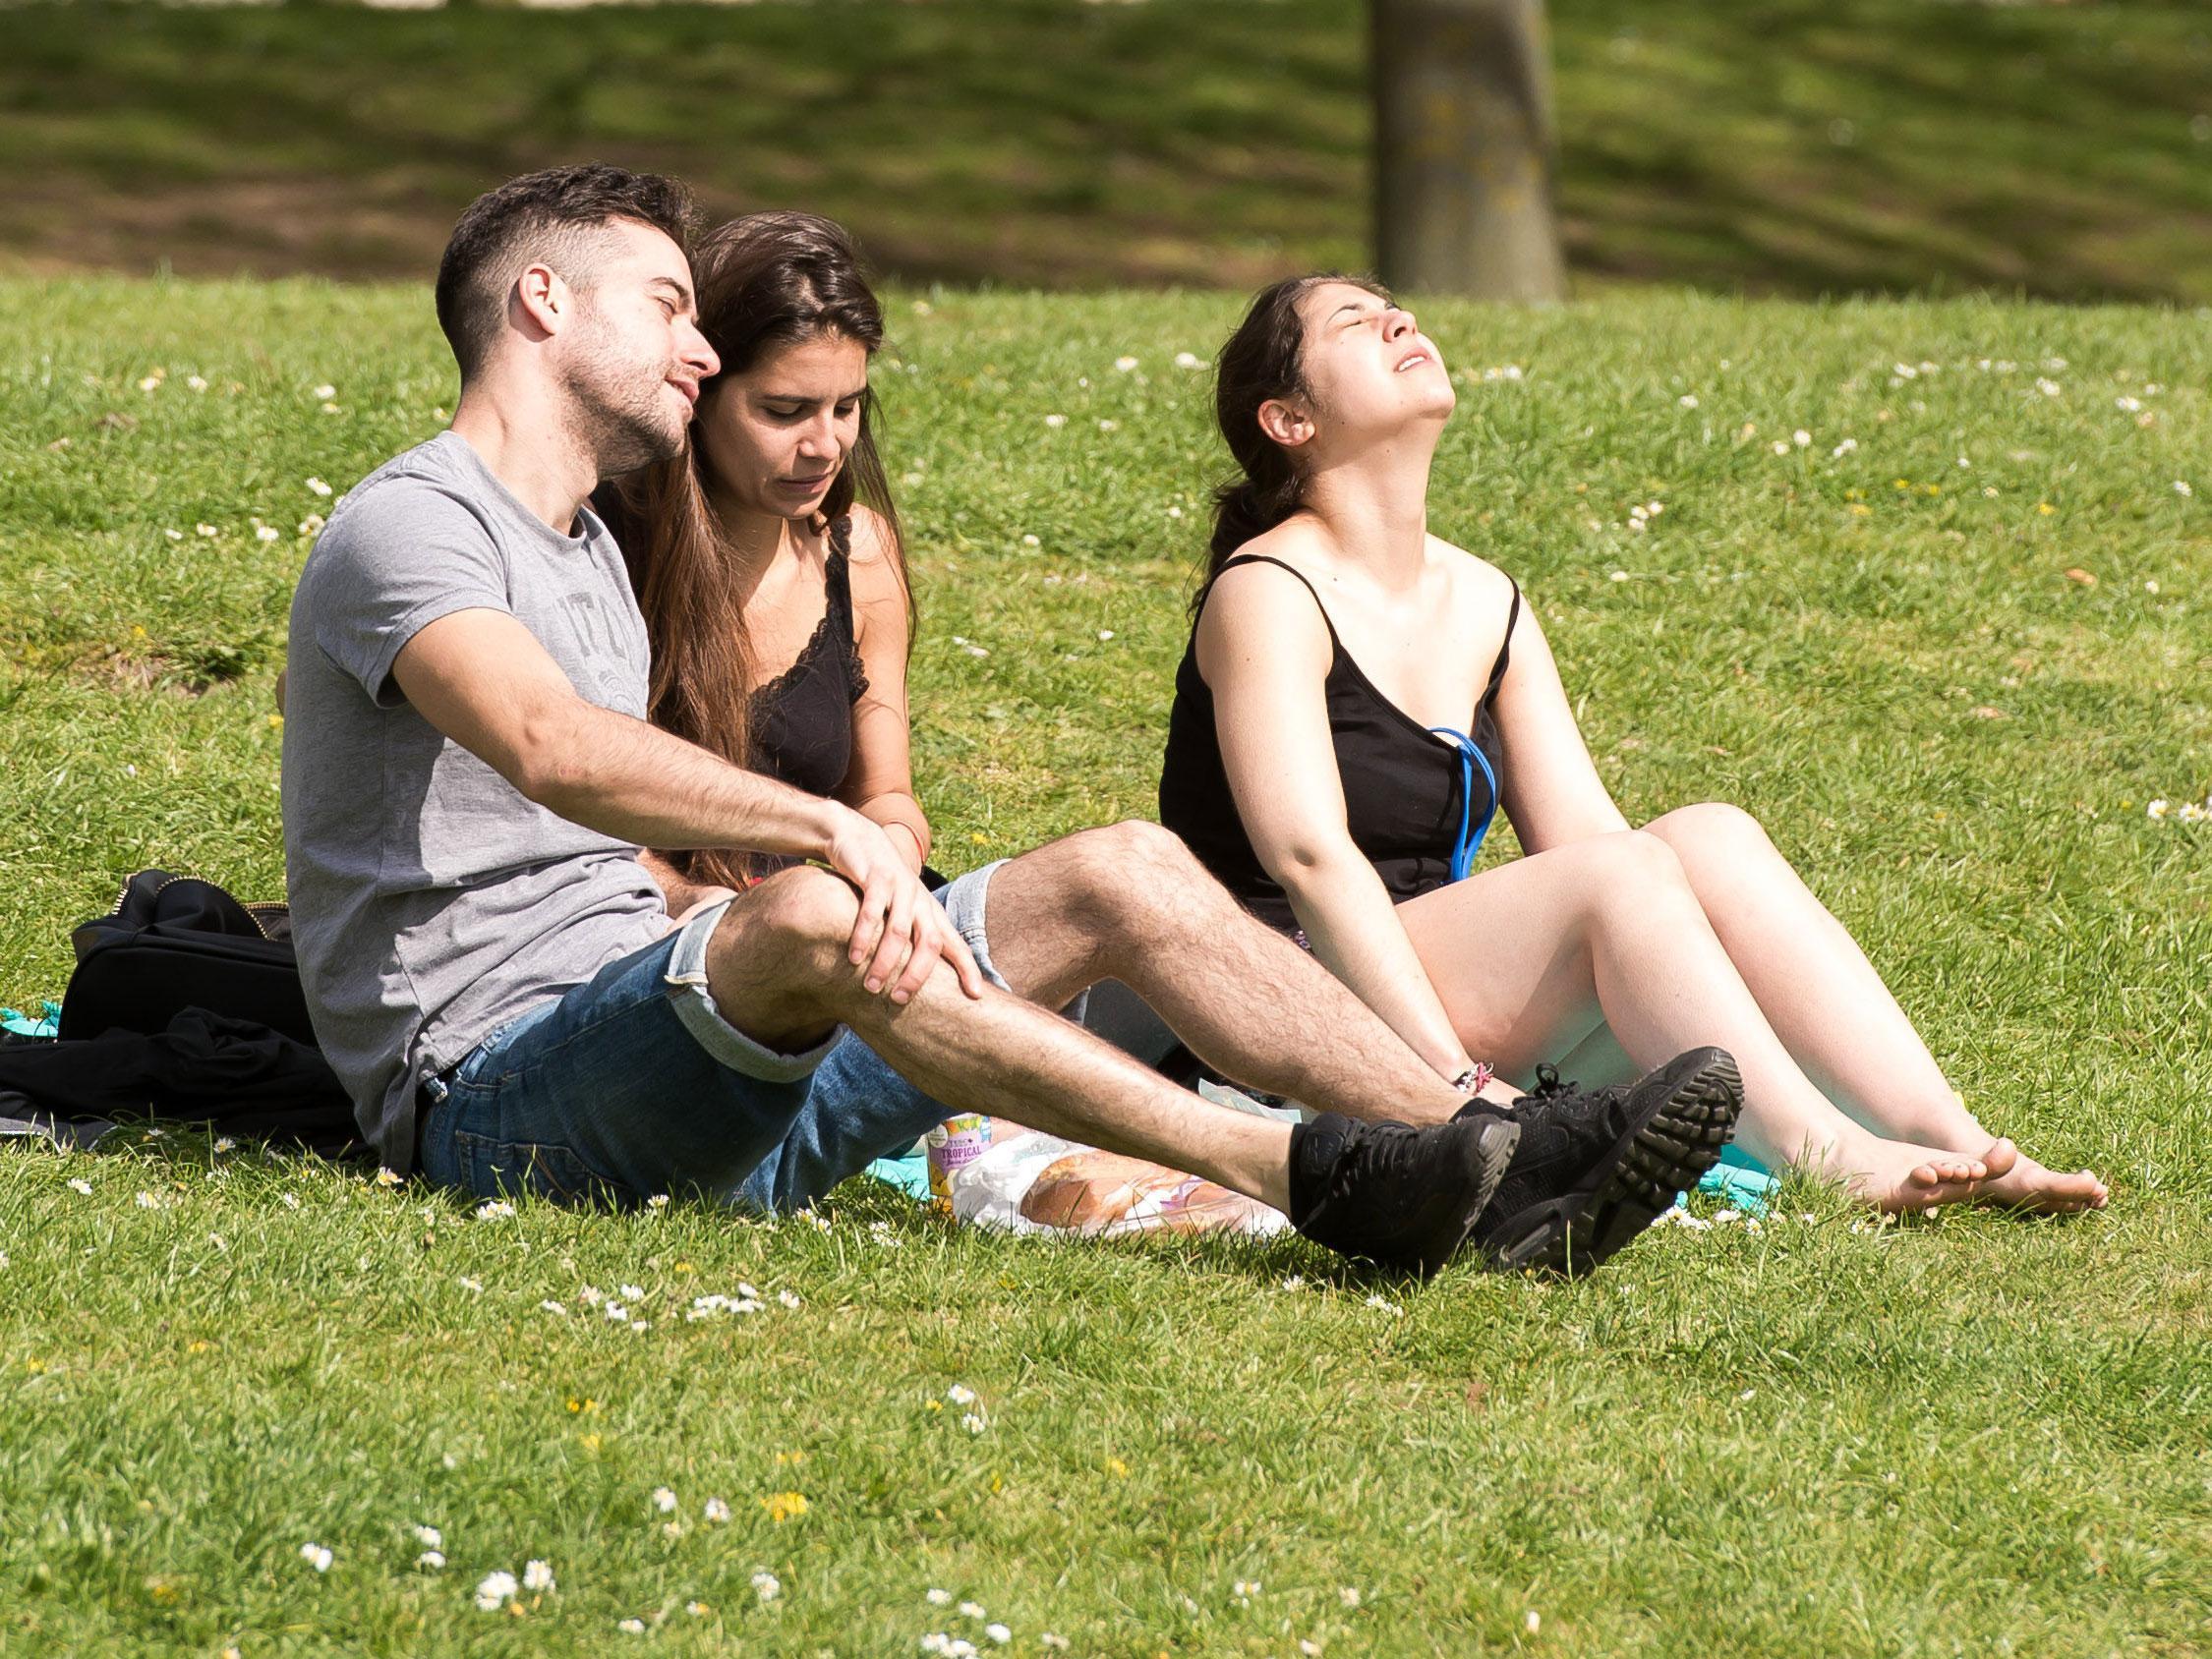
[{"xmin": 281, "ymin": 430, "xmax": 667, "ymax": 1170}]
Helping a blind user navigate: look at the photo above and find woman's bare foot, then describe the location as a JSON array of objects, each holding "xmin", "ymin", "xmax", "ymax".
[
  {"xmin": 1826, "ymin": 1134, "xmax": 1994, "ymax": 1213},
  {"xmin": 1968, "ymin": 1140, "xmax": 2108, "ymax": 1213}
]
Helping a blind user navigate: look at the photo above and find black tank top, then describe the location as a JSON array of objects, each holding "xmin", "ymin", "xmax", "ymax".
[
  {"xmin": 746, "ymin": 514, "xmax": 870, "ymax": 799},
  {"xmin": 1157, "ymin": 553, "xmax": 1517, "ymax": 933},
  {"xmin": 593, "ymin": 487, "xmax": 869, "ymax": 797}
]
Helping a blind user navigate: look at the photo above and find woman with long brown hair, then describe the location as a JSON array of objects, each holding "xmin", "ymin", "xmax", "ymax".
[
  {"xmin": 597, "ymin": 211, "xmax": 926, "ymax": 917},
  {"xmin": 1158, "ymin": 273, "xmax": 2108, "ymax": 1216}
]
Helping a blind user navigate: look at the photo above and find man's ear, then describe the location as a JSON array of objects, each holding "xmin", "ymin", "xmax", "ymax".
[
  {"xmin": 1257, "ymin": 396, "xmax": 1313, "ymax": 451},
  {"xmin": 509, "ymin": 262, "xmax": 571, "ymax": 343}
]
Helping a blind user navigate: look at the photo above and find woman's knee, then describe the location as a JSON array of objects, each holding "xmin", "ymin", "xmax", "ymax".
[
  {"xmin": 1645, "ymin": 801, "xmax": 1770, "ymax": 860},
  {"xmin": 1564, "ymin": 830, "xmax": 1695, "ymax": 925}
]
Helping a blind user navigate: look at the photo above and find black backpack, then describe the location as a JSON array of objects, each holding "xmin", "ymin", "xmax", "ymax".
[{"xmin": 63, "ymin": 869, "xmax": 315, "ymax": 1045}]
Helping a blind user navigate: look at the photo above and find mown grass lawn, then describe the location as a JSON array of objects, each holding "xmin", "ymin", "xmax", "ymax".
[{"xmin": 1, "ymin": 279, "xmax": 2208, "ymax": 1655}]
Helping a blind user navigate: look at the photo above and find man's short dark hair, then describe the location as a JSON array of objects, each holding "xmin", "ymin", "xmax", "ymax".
[{"xmin": 435, "ymin": 164, "xmax": 697, "ymax": 381}]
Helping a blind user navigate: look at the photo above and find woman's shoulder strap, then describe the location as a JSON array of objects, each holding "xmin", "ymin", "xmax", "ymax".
[
  {"xmin": 1207, "ymin": 553, "xmax": 1341, "ymax": 646},
  {"xmin": 1484, "ymin": 576, "xmax": 1522, "ymax": 698}
]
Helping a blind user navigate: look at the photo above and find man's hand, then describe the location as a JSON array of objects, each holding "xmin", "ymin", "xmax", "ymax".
[{"xmin": 823, "ymin": 807, "xmax": 986, "ymax": 1004}]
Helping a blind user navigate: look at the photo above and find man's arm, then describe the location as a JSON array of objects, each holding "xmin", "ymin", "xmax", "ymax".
[{"xmin": 390, "ymin": 606, "xmax": 982, "ymax": 1003}]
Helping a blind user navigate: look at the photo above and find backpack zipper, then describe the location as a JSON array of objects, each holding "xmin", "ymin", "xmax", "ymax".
[{"xmin": 104, "ymin": 873, "xmax": 283, "ymax": 941}]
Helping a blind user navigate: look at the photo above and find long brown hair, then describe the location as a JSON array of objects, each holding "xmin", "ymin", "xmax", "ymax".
[
  {"xmin": 1196, "ymin": 271, "xmax": 1386, "ymax": 616},
  {"xmin": 603, "ymin": 212, "xmax": 907, "ymax": 889}
]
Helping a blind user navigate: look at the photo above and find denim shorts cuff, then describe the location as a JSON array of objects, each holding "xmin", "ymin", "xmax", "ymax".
[
  {"xmin": 935, "ymin": 858, "xmax": 1088, "ymax": 1022},
  {"xmin": 662, "ymin": 895, "xmax": 841, "ymax": 1083},
  {"xmin": 935, "ymin": 859, "xmax": 1012, "ymax": 993}
]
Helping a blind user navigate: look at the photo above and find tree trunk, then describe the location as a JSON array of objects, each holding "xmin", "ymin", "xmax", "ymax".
[{"xmin": 1371, "ymin": 0, "xmax": 1566, "ymax": 301}]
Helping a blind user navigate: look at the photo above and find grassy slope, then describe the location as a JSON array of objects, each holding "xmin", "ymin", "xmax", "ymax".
[
  {"xmin": 1, "ymin": 0, "xmax": 2209, "ymax": 301},
  {"xmin": 0, "ymin": 280, "xmax": 2209, "ymax": 1654}
]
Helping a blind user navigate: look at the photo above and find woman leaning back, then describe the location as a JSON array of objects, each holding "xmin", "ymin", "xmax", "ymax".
[{"xmin": 1157, "ymin": 273, "xmax": 2106, "ymax": 1215}]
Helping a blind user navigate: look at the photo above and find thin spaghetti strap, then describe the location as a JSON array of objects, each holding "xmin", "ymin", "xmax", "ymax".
[
  {"xmin": 825, "ymin": 514, "xmax": 854, "ymax": 619},
  {"xmin": 1207, "ymin": 553, "xmax": 1344, "ymax": 648},
  {"xmin": 1483, "ymin": 578, "xmax": 1522, "ymax": 700}
]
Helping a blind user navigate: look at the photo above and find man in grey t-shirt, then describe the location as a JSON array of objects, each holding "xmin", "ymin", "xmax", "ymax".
[
  {"xmin": 283, "ymin": 165, "xmax": 1747, "ymax": 1279},
  {"xmin": 284, "ymin": 426, "xmax": 665, "ymax": 1165}
]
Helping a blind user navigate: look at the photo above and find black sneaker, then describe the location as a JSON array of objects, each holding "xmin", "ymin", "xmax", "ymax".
[
  {"xmin": 1454, "ymin": 1047, "xmax": 1743, "ymax": 1276},
  {"xmin": 1286, "ymin": 1113, "xmax": 1521, "ymax": 1279}
]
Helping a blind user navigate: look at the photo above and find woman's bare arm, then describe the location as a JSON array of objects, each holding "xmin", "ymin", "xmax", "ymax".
[
  {"xmin": 1199, "ymin": 555, "xmax": 1480, "ymax": 1082},
  {"xmin": 1487, "ymin": 601, "xmax": 1631, "ymax": 854},
  {"xmin": 839, "ymin": 507, "xmax": 932, "ymax": 875}
]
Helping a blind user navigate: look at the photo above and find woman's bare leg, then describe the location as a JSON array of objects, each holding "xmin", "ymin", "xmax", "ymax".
[
  {"xmin": 1642, "ymin": 803, "xmax": 2104, "ymax": 1212},
  {"xmin": 1393, "ymin": 830, "xmax": 2008, "ymax": 1213}
]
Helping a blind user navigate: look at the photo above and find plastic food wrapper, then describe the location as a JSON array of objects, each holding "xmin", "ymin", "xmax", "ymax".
[{"xmin": 949, "ymin": 1133, "xmax": 1291, "ymax": 1240}]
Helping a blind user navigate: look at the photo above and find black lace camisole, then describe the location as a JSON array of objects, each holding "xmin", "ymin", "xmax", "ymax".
[
  {"xmin": 1157, "ymin": 553, "xmax": 1517, "ymax": 934},
  {"xmin": 746, "ymin": 514, "xmax": 870, "ymax": 799}
]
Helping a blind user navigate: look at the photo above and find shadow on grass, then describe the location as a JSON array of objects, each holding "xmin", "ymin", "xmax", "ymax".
[{"xmin": 0, "ymin": 0, "xmax": 2205, "ymax": 300}]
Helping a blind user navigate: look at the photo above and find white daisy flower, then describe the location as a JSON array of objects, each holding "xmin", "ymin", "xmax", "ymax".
[
  {"xmin": 416, "ymin": 1550, "xmax": 445, "ymax": 1571},
  {"xmin": 751, "ymin": 1571, "xmax": 781, "ymax": 1602},
  {"xmin": 703, "ymin": 1497, "xmax": 730, "ymax": 1522},
  {"xmin": 475, "ymin": 1200, "xmax": 515, "ymax": 1220},
  {"xmin": 475, "ymin": 1571, "xmax": 518, "ymax": 1611},
  {"xmin": 298, "ymin": 1542, "xmax": 333, "ymax": 1573},
  {"xmin": 652, "ymin": 1487, "xmax": 677, "ymax": 1514},
  {"xmin": 961, "ymin": 1413, "xmax": 987, "ymax": 1435},
  {"xmin": 985, "ymin": 1624, "xmax": 1011, "ymax": 1643},
  {"xmin": 523, "ymin": 1559, "xmax": 554, "ymax": 1593},
  {"xmin": 413, "ymin": 1523, "xmax": 442, "ymax": 1549},
  {"xmin": 67, "ymin": 1178, "xmax": 92, "ymax": 1195},
  {"xmin": 927, "ymin": 1587, "xmax": 954, "ymax": 1605},
  {"xmin": 947, "ymin": 1384, "xmax": 978, "ymax": 1406},
  {"xmin": 1114, "ymin": 355, "xmax": 1138, "ymax": 372},
  {"xmin": 1174, "ymin": 351, "xmax": 1203, "ymax": 370},
  {"xmin": 618, "ymin": 1617, "xmax": 647, "ymax": 1633},
  {"xmin": 959, "ymin": 1600, "xmax": 986, "ymax": 1619}
]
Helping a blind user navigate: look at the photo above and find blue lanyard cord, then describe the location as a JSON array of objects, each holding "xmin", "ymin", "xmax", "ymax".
[{"xmin": 1427, "ymin": 725, "xmax": 1499, "ymax": 883}]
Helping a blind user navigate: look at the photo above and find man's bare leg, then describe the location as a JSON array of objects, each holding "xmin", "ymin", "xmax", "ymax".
[
  {"xmin": 972, "ymin": 822, "xmax": 1510, "ymax": 1125},
  {"xmin": 705, "ymin": 866, "xmax": 1298, "ymax": 1205},
  {"xmin": 699, "ymin": 866, "xmax": 1521, "ymax": 1275}
]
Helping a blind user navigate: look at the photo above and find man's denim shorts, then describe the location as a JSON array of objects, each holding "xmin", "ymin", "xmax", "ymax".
[{"xmin": 416, "ymin": 862, "xmax": 1012, "ymax": 1213}]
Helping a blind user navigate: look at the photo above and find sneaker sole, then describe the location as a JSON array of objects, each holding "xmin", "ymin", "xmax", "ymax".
[
  {"xmin": 1410, "ymin": 1117, "xmax": 1522, "ymax": 1279},
  {"xmin": 1482, "ymin": 1050, "xmax": 1743, "ymax": 1278}
]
